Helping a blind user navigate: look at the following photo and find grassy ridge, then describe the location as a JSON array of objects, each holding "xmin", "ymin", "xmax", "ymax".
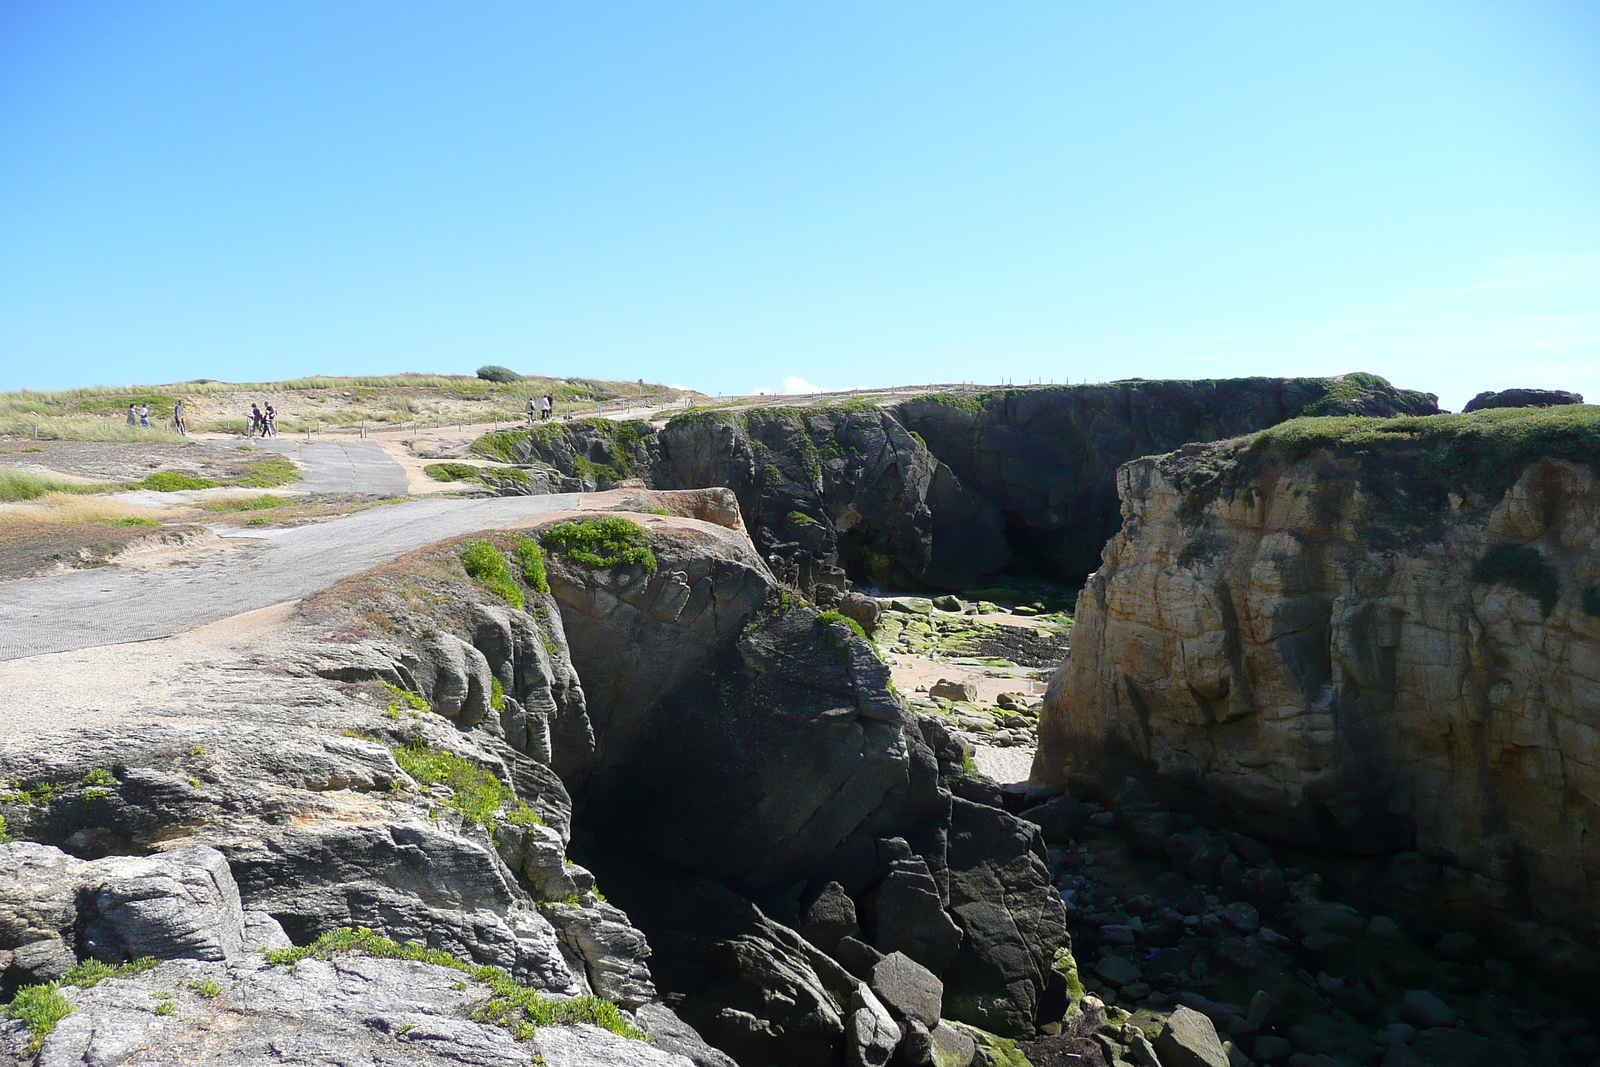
[{"xmin": 1253, "ymin": 405, "xmax": 1600, "ymax": 495}]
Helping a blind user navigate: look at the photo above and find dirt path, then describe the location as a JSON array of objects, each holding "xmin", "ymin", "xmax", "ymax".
[
  {"xmin": 251, "ymin": 438, "xmax": 411, "ymax": 496},
  {"xmin": 0, "ymin": 491, "xmax": 580, "ymax": 660}
]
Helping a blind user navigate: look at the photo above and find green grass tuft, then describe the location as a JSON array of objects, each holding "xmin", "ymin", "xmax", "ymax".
[
  {"xmin": 490, "ymin": 677, "xmax": 506, "ymax": 713},
  {"xmin": 202, "ymin": 494, "xmax": 291, "ymax": 512},
  {"xmin": 139, "ymin": 471, "xmax": 219, "ymax": 492},
  {"xmin": 229, "ymin": 456, "xmax": 300, "ymax": 488},
  {"xmin": 510, "ymin": 534, "xmax": 549, "ymax": 593},
  {"xmin": 106, "ymin": 516, "xmax": 161, "ymax": 526},
  {"xmin": 62, "ymin": 956, "xmax": 158, "ymax": 987},
  {"xmin": 384, "ymin": 682, "xmax": 430, "ymax": 717},
  {"xmin": 81, "ymin": 768, "xmax": 114, "ymax": 786},
  {"xmin": 540, "ymin": 516, "xmax": 656, "ymax": 572},
  {"xmin": 1473, "ymin": 544, "xmax": 1560, "ymax": 615},
  {"xmin": 815, "ymin": 610, "xmax": 866, "ymax": 640},
  {"xmin": 5, "ymin": 983, "xmax": 73, "ymax": 1053},
  {"xmin": 186, "ymin": 978, "xmax": 222, "ymax": 998},
  {"xmin": 461, "ymin": 539, "xmax": 525, "ymax": 609},
  {"xmin": 263, "ymin": 926, "xmax": 642, "ymax": 1041},
  {"xmin": 0, "ymin": 469, "xmax": 115, "ymax": 501},
  {"xmin": 391, "ymin": 740, "xmax": 515, "ymax": 830}
]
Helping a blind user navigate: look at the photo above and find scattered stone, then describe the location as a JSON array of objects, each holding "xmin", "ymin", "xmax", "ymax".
[
  {"xmin": 1251, "ymin": 1035, "xmax": 1291, "ymax": 1063},
  {"xmin": 802, "ymin": 881, "xmax": 861, "ymax": 955},
  {"xmin": 1095, "ymin": 955, "xmax": 1143, "ymax": 987},
  {"xmin": 1221, "ymin": 901, "xmax": 1260, "ymax": 933},
  {"xmin": 869, "ymin": 951, "xmax": 943, "ymax": 1029},
  {"xmin": 1432, "ymin": 931, "xmax": 1483, "ymax": 962},
  {"xmin": 846, "ymin": 983, "xmax": 903, "ymax": 1067},
  {"xmin": 930, "ymin": 1021, "xmax": 979, "ymax": 1067},
  {"xmin": 1399, "ymin": 989, "xmax": 1455, "ymax": 1029},
  {"xmin": 996, "ymin": 692, "xmax": 1029, "ymax": 711},
  {"xmin": 1374, "ymin": 1023, "xmax": 1417, "ymax": 1046},
  {"xmin": 930, "ymin": 678, "xmax": 978, "ymax": 702},
  {"xmin": 933, "ymin": 595, "xmax": 964, "ymax": 612},
  {"xmin": 1154, "ymin": 1005, "xmax": 1229, "ymax": 1067}
]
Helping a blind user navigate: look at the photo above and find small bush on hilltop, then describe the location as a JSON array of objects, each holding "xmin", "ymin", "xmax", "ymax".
[
  {"xmin": 540, "ymin": 517, "xmax": 656, "ymax": 572},
  {"xmin": 477, "ymin": 365, "xmax": 524, "ymax": 384}
]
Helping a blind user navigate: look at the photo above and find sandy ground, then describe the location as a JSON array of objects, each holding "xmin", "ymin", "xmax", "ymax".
[{"xmin": 0, "ymin": 601, "xmax": 301, "ymax": 739}]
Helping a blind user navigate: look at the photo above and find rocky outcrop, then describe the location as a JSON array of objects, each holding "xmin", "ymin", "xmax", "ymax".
[
  {"xmin": 1462, "ymin": 387, "xmax": 1583, "ymax": 412},
  {"xmin": 0, "ymin": 523, "xmax": 730, "ymax": 1063},
  {"xmin": 894, "ymin": 374, "xmax": 1439, "ymax": 581},
  {"xmin": 477, "ymin": 375, "xmax": 1434, "ymax": 596},
  {"xmin": 1032, "ymin": 406, "xmax": 1600, "ymax": 980},
  {"xmin": 501, "ymin": 507, "xmax": 1074, "ymax": 1059}
]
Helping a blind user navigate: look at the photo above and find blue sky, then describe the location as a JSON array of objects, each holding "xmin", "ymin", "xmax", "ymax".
[{"xmin": 1, "ymin": 2, "xmax": 1596, "ymax": 410}]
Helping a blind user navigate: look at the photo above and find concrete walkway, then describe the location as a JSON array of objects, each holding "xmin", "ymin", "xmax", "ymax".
[
  {"xmin": 252, "ymin": 438, "xmax": 412, "ymax": 496},
  {"xmin": 0, "ymin": 492, "xmax": 579, "ymax": 661}
]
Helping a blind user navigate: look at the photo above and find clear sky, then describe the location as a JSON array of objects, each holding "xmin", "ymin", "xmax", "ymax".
[{"xmin": 2, "ymin": 2, "xmax": 1596, "ymax": 410}]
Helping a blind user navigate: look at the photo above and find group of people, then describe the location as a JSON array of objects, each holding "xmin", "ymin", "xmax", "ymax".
[
  {"xmin": 124, "ymin": 400, "xmax": 189, "ymax": 435},
  {"xmin": 247, "ymin": 403, "xmax": 278, "ymax": 437},
  {"xmin": 526, "ymin": 393, "xmax": 557, "ymax": 422}
]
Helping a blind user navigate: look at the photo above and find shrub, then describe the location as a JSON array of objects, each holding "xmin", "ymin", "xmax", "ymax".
[
  {"xmin": 540, "ymin": 517, "xmax": 656, "ymax": 572},
  {"xmin": 510, "ymin": 534, "xmax": 549, "ymax": 593},
  {"xmin": 461, "ymin": 539, "xmax": 524, "ymax": 609},
  {"xmin": 477, "ymin": 365, "xmax": 524, "ymax": 384},
  {"xmin": 1472, "ymin": 544, "xmax": 1559, "ymax": 615},
  {"xmin": 140, "ymin": 471, "xmax": 219, "ymax": 492},
  {"xmin": 490, "ymin": 677, "xmax": 506, "ymax": 713}
]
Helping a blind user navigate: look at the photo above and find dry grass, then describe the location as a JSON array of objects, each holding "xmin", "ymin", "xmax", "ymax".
[
  {"xmin": 27, "ymin": 494, "xmax": 172, "ymax": 524},
  {"xmin": 0, "ymin": 415, "xmax": 186, "ymax": 442}
]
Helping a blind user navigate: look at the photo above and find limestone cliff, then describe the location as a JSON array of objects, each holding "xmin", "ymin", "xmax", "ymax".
[
  {"xmin": 894, "ymin": 373, "xmax": 1439, "ymax": 581},
  {"xmin": 475, "ymin": 374, "xmax": 1436, "ymax": 596},
  {"xmin": 1032, "ymin": 405, "xmax": 1600, "ymax": 980}
]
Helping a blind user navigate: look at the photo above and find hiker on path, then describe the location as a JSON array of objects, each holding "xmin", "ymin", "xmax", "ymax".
[
  {"xmin": 127, "ymin": 404, "xmax": 138, "ymax": 427},
  {"xmin": 138, "ymin": 404, "xmax": 151, "ymax": 429},
  {"xmin": 264, "ymin": 404, "xmax": 278, "ymax": 437},
  {"xmin": 540, "ymin": 394, "xmax": 554, "ymax": 421},
  {"xmin": 526, "ymin": 396, "xmax": 537, "ymax": 425},
  {"xmin": 173, "ymin": 400, "xmax": 187, "ymax": 436},
  {"xmin": 249, "ymin": 404, "xmax": 264, "ymax": 438}
]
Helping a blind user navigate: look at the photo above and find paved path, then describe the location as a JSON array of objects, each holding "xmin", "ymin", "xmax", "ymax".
[
  {"xmin": 0, "ymin": 493, "xmax": 579, "ymax": 660},
  {"xmin": 253, "ymin": 438, "xmax": 412, "ymax": 496}
]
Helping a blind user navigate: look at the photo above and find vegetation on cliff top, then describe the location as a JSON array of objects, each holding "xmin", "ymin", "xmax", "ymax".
[
  {"xmin": 1253, "ymin": 405, "xmax": 1600, "ymax": 496},
  {"xmin": 540, "ymin": 516, "xmax": 656, "ymax": 572}
]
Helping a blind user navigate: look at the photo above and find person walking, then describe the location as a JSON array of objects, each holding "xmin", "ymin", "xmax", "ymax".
[
  {"xmin": 138, "ymin": 404, "xmax": 151, "ymax": 429},
  {"xmin": 127, "ymin": 403, "xmax": 138, "ymax": 427},
  {"xmin": 173, "ymin": 399, "xmax": 187, "ymax": 436},
  {"xmin": 540, "ymin": 393, "xmax": 554, "ymax": 421},
  {"xmin": 249, "ymin": 404, "xmax": 264, "ymax": 438},
  {"xmin": 263, "ymin": 404, "xmax": 278, "ymax": 437},
  {"xmin": 526, "ymin": 396, "xmax": 537, "ymax": 425}
]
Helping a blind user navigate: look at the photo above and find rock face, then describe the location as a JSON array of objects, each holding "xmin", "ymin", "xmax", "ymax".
[
  {"xmin": 2, "ymin": 497, "xmax": 1075, "ymax": 1066},
  {"xmin": 533, "ymin": 510, "xmax": 1072, "ymax": 1059},
  {"xmin": 478, "ymin": 375, "xmax": 1436, "ymax": 594},
  {"xmin": 895, "ymin": 375, "xmax": 1438, "ymax": 581},
  {"xmin": 1462, "ymin": 387, "xmax": 1583, "ymax": 412},
  {"xmin": 1032, "ymin": 407, "xmax": 1600, "ymax": 977}
]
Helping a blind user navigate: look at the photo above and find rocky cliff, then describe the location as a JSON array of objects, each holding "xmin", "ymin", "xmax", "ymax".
[
  {"xmin": 1032, "ymin": 405, "xmax": 1600, "ymax": 983},
  {"xmin": 474, "ymin": 374, "xmax": 1437, "ymax": 596},
  {"xmin": 1, "ymin": 493, "xmax": 1075, "ymax": 1066}
]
